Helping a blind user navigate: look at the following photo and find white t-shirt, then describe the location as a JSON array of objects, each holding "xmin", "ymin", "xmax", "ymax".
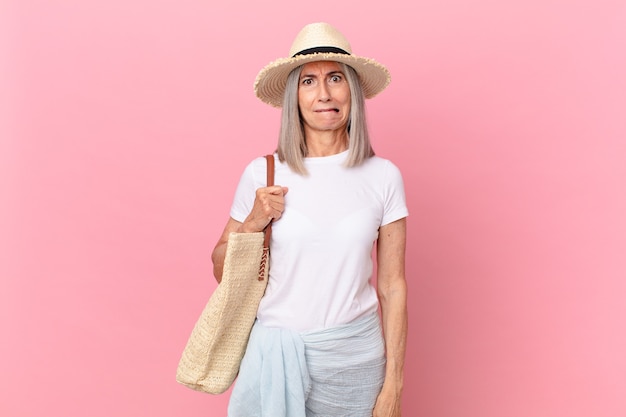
[{"xmin": 230, "ymin": 150, "xmax": 408, "ymax": 331}]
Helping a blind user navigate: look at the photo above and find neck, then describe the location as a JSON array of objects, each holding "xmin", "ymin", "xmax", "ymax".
[{"xmin": 305, "ymin": 129, "xmax": 348, "ymax": 157}]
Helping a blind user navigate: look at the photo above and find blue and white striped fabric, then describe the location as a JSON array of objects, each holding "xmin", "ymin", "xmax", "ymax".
[{"xmin": 227, "ymin": 313, "xmax": 386, "ymax": 417}]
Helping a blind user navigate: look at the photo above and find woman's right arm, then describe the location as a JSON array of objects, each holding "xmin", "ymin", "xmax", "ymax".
[
  {"xmin": 211, "ymin": 217, "xmax": 244, "ymax": 283},
  {"xmin": 211, "ymin": 185, "xmax": 288, "ymax": 283}
]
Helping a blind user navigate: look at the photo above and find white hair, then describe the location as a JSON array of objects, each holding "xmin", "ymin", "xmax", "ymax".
[{"xmin": 276, "ymin": 63, "xmax": 375, "ymax": 175}]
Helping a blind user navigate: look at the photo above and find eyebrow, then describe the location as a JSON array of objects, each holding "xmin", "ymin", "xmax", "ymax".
[{"xmin": 300, "ymin": 70, "xmax": 345, "ymax": 79}]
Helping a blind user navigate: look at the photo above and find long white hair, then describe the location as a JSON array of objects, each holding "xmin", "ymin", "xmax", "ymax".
[{"xmin": 276, "ymin": 63, "xmax": 375, "ymax": 175}]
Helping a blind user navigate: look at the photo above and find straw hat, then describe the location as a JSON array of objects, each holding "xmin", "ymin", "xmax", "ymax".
[{"xmin": 254, "ymin": 22, "xmax": 391, "ymax": 107}]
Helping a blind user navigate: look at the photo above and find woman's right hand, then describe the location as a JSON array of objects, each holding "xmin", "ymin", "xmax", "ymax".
[
  {"xmin": 211, "ymin": 185, "xmax": 288, "ymax": 282},
  {"xmin": 240, "ymin": 185, "xmax": 289, "ymax": 233}
]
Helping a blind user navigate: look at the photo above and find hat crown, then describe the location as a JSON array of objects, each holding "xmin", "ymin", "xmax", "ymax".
[{"xmin": 288, "ymin": 22, "xmax": 353, "ymax": 57}]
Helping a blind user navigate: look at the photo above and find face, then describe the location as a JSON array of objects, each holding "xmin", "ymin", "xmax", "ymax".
[{"xmin": 297, "ymin": 61, "xmax": 351, "ymax": 136}]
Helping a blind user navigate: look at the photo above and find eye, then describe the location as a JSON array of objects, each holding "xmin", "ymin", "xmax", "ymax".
[
  {"xmin": 301, "ymin": 78, "xmax": 313, "ymax": 85},
  {"xmin": 330, "ymin": 74, "xmax": 342, "ymax": 83}
]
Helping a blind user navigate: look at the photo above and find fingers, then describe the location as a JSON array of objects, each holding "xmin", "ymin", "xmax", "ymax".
[
  {"xmin": 257, "ymin": 186, "xmax": 287, "ymax": 221},
  {"xmin": 265, "ymin": 186, "xmax": 288, "ymax": 196},
  {"xmin": 242, "ymin": 186, "xmax": 288, "ymax": 232}
]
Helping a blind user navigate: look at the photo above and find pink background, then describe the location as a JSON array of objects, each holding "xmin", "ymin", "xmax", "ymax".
[{"xmin": 2, "ymin": 1, "xmax": 625, "ymax": 416}]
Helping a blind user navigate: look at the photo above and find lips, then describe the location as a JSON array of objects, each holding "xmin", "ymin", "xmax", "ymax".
[{"xmin": 315, "ymin": 108, "xmax": 339, "ymax": 113}]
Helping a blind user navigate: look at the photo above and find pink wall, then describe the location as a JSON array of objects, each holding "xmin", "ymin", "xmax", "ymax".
[{"xmin": 2, "ymin": 1, "xmax": 625, "ymax": 416}]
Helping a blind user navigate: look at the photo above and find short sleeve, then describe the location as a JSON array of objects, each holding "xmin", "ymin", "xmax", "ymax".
[
  {"xmin": 381, "ymin": 160, "xmax": 409, "ymax": 226},
  {"xmin": 229, "ymin": 157, "xmax": 267, "ymax": 222}
]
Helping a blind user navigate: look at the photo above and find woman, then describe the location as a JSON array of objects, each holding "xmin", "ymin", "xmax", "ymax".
[{"xmin": 212, "ymin": 22, "xmax": 408, "ymax": 417}]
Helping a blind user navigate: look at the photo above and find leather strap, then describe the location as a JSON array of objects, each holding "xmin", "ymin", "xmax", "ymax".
[
  {"xmin": 263, "ymin": 154, "xmax": 275, "ymax": 249},
  {"xmin": 258, "ymin": 154, "xmax": 275, "ymax": 281}
]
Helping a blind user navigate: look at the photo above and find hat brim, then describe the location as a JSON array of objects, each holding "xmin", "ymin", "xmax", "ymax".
[{"xmin": 254, "ymin": 52, "xmax": 391, "ymax": 107}]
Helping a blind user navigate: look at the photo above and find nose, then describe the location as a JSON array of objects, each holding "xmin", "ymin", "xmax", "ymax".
[{"xmin": 318, "ymin": 81, "xmax": 331, "ymax": 102}]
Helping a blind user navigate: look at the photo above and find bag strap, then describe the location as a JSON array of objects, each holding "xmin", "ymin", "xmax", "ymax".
[
  {"xmin": 259, "ymin": 154, "xmax": 275, "ymax": 281},
  {"xmin": 264, "ymin": 154, "xmax": 275, "ymax": 248}
]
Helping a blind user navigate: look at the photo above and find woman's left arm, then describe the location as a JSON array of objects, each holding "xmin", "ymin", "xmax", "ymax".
[{"xmin": 373, "ymin": 217, "xmax": 407, "ymax": 417}]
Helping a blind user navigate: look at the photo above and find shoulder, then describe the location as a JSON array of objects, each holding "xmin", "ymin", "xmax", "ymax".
[
  {"xmin": 245, "ymin": 154, "xmax": 272, "ymax": 170},
  {"xmin": 241, "ymin": 154, "xmax": 276, "ymax": 180},
  {"xmin": 361, "ymin": 156, "xmax": 404, "ymax": 178}
]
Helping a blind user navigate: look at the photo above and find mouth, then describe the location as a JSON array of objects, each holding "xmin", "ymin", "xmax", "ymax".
[{"xmin": 315, "ymin": 108, "xmax": 340, "ymax": 113}]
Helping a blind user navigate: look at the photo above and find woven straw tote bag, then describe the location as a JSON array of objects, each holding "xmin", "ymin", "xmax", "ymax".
[{"xmin": 176, "ymin": 155, "xmax": 274, "ymax": 394}]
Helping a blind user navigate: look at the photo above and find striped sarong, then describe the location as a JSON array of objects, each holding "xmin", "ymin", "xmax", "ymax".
[{"xmin": 227, "ymin": 313, "xmax": 386, "ymax": 417}]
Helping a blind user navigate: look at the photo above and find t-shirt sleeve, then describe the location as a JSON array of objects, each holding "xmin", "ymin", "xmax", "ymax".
[
  {"xmin": 381, "ymin": 160, "xmax": 409, "ymax": 226},
  {"xmin": 229, "ymin": 157, "xmax": 266, "ymax": 222}
]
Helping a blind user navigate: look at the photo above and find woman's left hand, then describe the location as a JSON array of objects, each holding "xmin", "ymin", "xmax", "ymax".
[{"xmin": 372, "ymin": 384, "xmax": 402, "ymax": 417}]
